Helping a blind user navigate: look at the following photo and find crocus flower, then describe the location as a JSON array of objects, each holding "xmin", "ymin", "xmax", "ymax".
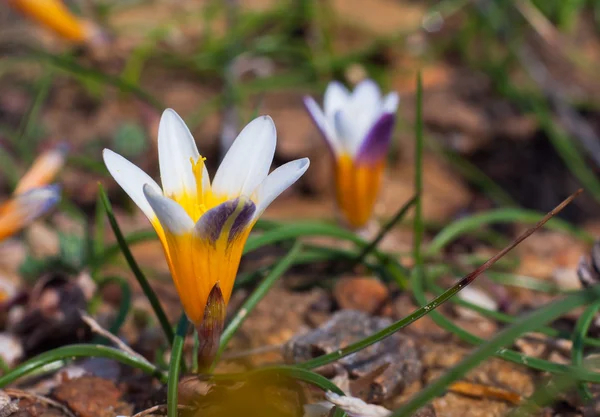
[
  {"xmin": 303, "ymin": 80, "xmax": 399, "ymax": 229},
  {"xmin": 0, "ymin": 185, "xmax": 61, "ymax": 241},
  {"xmin": 14, "ymin": 144, "xmax": 67, "ymax": 194},
  {"xmin": 0, "ymin": 146, "xmax": 65, "ymax": 241},
  {"xmin": 103, "ymin": 110, "xmax": 309, "ymax": 354},
  {"xmin": 8, "ymin": 0, "xmax": 100, "ymax": 43}
]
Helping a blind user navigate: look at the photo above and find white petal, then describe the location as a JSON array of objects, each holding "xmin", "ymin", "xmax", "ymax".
[
  {"xmin": 303, "ymin": 96, "xmax": 342, "ymax": 156},
  {"xmin": 382, "ymin": 92, "xmax": 399, "ymax": 113},
  {"xmin": 158, "ymin": 109, "xmax": 200, "ymax": 198},
  {"xmin": 324, "ymin": 81, "xmax": 350, "ymax": 119},
  {"xmin": 211, "ymin": 115, "xmax": 276, "ymax": 198},
  {"xmin": 350, "ymin": 79, "xmax": 382, "ymax": 109},
  {"xmin": 334, "ymin": 110, "xmax": 363, "ymax": 156},
  {"xmin": 254, "ymin": 158, "xmax": 310, "ymax": 216},
  {"xmin": 143, "ymin": 184, "xmax": 194, "ymax": 235},
  {"xmin": 103, "ymin": 149, "xmax": 161, "ymax": 220},
  {"xmin": 334, "ymin": 80, "xmax": 384, "ymax": 155}
]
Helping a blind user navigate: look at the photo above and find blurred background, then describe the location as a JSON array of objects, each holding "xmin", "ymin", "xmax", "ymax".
[
  {"xmin": 2, "ymin": 0, "xmax": 600, "ymax": 224},
  {"xmin": 2, "ymin": 1, "xmax": 600, "ymax": 414}
]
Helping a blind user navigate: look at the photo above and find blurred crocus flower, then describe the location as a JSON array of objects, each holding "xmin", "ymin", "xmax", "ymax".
[
  {"xmin": 0, "ymin": 146, "xmax": 65, "ymax": 241},
  {"xmin": 8, "ymin": 0, "xmax": 101, "ymax": 43},
  {"xmin": 14, "ymin": 144, "xmax": 67, "ymax": 194},
  {"xmin": 304, "ymin": 80, "xmax": 399, "ymax": 229},
  {"xmin": 103, "ymin": 109, "xmax": 309, "ymax": 364}
]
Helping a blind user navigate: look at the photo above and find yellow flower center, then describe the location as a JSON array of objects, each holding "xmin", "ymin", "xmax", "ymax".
[{"xmin": 170, "ymin": 156, "xmax": 228, "ymax": 222}]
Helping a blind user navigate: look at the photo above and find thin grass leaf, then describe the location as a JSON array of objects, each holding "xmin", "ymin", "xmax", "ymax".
[
  {"xmin": 0, "ymin": 357, "xmax": 9, "ymax": 374},
  {"xmin": 244, "ymin": 221, "xmax": 365, "ymax": 253},
  {"xmin": 16, "ymin": 67, "xmax": 53, "ymax": 160},
  {"xmin": 93, "ymin": 275, "xmax": 132, "ymax": 336},
  {"xmin": 571, "ymin": 299, "xmax": 600, "ymax": 401},
  {"xmin": 428, "ymin": 280, "xmax": 600, "ymax": 348},
  {"xmin": 26, "ymin": 49, "xmax": 164, "ymax": 110},
  {"xmin": 0, "ymin": 345, "xmax": 167, "ymax": 388},
  {"xmin": 298, "ymin": 191, "xmax": 581, "ymax": 371},
  {"xmin": 392, "ymin": 287, "xmax": 600, "ymax": 416},
  {"xmin": 192, "ymin": 330, "xmax": 200, "ymax": 373},
  {"xmin": 353, "ymin": 194, "xmax": 417, "ymax": 268},
  {"xmin": 413, "ymin": 70, "xmax": 425, "ymax": 291},
  {"xmin": 168, "ymin": 315, "xmax": 189, "ymax": 417},
  {"xmin": 92, "ymin": 192, "xmax": 107, "ymax": 275},
  {"xmin": 99, "ymin": 184, "xmax": 174, "ymax": 344},
  {"xmin": 426, "ymin": 208, "xmax": 594, "ymax": 257},
  {"xmin": 486, "ymin": 271, "xmax": 559, "ymax": 293}
]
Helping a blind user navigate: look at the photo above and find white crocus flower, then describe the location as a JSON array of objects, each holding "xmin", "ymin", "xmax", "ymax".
[
  {"xmin": 0, "ymin": 144, "xmax": 65, "ymax": 241},
  {"xmin": 304, "ymin": 79, "xmax": 398, "ymax": 229},
  {"xmin": 103, "ymin": 109, "xmax": 309, "ymax": 330}
]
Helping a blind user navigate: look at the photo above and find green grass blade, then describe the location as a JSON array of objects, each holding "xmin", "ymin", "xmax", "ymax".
[
  {"xmin": 99, "ymin": 184, "xmax": 174, "ymax": 344},
  {"xmin": 0, "ymin": 345, "xmax": 166, "ymax": 387},
  {"xmin": 426, "ymin": 208, "xmax": 593, "ymax": 257},
  {"xmin": 391, "ymin": 288, "xmax": 600, "ymax": 416},
  {"xmin": 168, "ymin": 315, "xmax": 189, "ymax": 417},
  {"xmin": 413, "ymin": 70, "xmax": 425, "ymax": 290},
  {"xmin": 92, "ymin": 275, "xmax": 132, "ymax": 337},
  {"xmin": 571, "ymin": 299, "xmax": 600, "ymax": 401},
  {"xmin": 28, "ymin": 49, "xmax": 164, "ymax": 110},
  {"xmin": 353, "ymin": 194, "xmax": 417, "ymax": 267},
  {"xmin": 427, "ymin": 281, "xmax": 600, "ymax": 348}
]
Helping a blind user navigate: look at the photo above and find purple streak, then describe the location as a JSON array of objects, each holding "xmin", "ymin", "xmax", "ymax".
[
  {"xmin": 355, "ymin": 112, "xmax": 396, "ymax": 165},
  {"xmin": 195, "ymin": 197, "xmax": 256, "ymax": 245}
]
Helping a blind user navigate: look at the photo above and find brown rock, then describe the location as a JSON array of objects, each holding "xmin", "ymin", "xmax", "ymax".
[
  {"xmin": 52, "ymin": 376, "xmax": 132, "ymax": 417},
  {"xmin": 283, "ymin": 310, "xmax": 422, "ymax": 403},
  {"xmin": 334, "ymin": 277, "xmax": 389, "ymax": 314}
]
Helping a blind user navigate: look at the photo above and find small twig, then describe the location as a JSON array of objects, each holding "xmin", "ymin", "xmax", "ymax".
[
  {"xmin": 5, "ymin": 388, "xmax": 77, "ymax": 417},
  {"xmin": 459, "ymin": 189, "xmax": 583, "ymax": 288},
  {"xmin": 79, "ymin": 311, "xmax": 149, "ymax": 364}
]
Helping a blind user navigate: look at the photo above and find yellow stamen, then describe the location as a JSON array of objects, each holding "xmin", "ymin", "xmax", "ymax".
[
  {"xmin": 9, "ymin": 0, "xmax": 91, "ymax": 42},
  {"xmin": 174, "ymin": 156, "xmax": 227, "ymax": 222},
  {"xmin": 334, "ymin": 154, "xmax": 385, "ymax": 229}
]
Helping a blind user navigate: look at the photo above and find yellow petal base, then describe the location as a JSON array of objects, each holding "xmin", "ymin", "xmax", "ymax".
[
  {"xmin": 153, "ymin": 218, "xmax": 253, "ymax": 325},
  {"xmin": 334, "ymin": 154, "xmax": 385, "ymax": 229}
]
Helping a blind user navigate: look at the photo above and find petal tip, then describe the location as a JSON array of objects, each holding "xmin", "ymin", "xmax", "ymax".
[
  {"xmin": 141, "ymin": 182, "xmax": 158, "ymax": 198},
  {"xmin": 298, "ymin": 157, "xmax": 310, "ymax": 170}
]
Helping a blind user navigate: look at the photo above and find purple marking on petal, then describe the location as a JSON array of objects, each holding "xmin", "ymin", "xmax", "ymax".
[
  {"xmin": 355, "ymin": 112, "xmax": 396, "ymax": 165},
  {"xmin": 230, "ymin": 199, "xmax": 256, "ymax": 240},
  {"xmin": 19, "ymin": 184, "xmax": 62, "ymax": 222},
  {"xmin": 196, "ymin": 198, "xmax": 256, "ymax": 245}
]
